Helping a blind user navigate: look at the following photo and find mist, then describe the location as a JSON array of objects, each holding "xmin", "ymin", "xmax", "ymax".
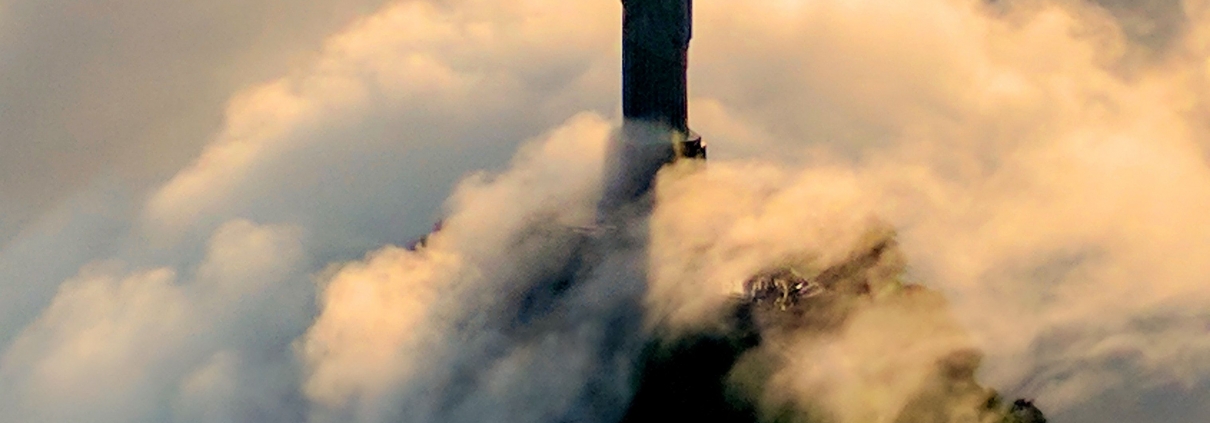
[{"xmin": 3, "ymin": 0, "xmax": 1210, "ymax": 422}]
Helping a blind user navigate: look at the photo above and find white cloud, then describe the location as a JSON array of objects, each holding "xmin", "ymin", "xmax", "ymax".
[
  {"xmin": 0, "ymin": 220, "xmax": 306, "ymax": 423},
  {"xmin": 302, "ymin": 112, "xmax": 612, "ymax": 422},
  {"xmin": 3, "ymin": 0, "xmax": 1210, "ymax": 422},
  {"xmin": 670, "ymin": 0, "xmax": 1210, "ymax": 419}
]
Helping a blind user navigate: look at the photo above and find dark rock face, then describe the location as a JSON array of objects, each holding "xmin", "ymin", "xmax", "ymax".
[
  {"xmin": 622, "ymin": 232, "xmax": 1048, "ymax": 423},
  {"xmin": 744, "ymin": 268, "xmax": 821, "ymax": 311},
  {"xmin": 619, "ymin": 303, "xmax": 761, "ymax": 423},
  {"xmin": 1005, "ymin": 400, "xmax": 1048, "ymax": 423}
]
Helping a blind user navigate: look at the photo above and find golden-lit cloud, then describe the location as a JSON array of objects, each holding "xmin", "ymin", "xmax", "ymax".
[
  {"xmin": 0, "ymin": 221, "xmax": 305, "ymax": 422},
  {"xmin": 656, "ymin": 0, "xmax": 1210, "ymax": 417},
  {"xmin": 3, "ymin": 0, "xmax": 1209, "ymax": 422},
  {"xmin": 302, "ymin": 113, "xmax": 610, "ymax": 420}
]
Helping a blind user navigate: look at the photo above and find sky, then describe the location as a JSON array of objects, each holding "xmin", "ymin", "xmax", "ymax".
[{"xmin": 2, "ymin": 0, "xmax": 1210, "ymax": 422}]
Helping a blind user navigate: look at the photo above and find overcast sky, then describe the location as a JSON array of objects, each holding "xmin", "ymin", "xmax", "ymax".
[{"xmin": 2, "ymin": 0, "xmax": 1209, "ymax": 422}]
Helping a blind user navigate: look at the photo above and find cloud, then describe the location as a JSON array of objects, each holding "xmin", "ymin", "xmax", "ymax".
[
  {"xmin": 0, "ymin": 0, "xmax": 392, "ymax": 240},
  {"xmin": 301, "ymin": 113, "xmax": 621, "ymax": 423},
  {"xmin": 0, "ymin": 220, "xmax": 308, "ymax": 423},
  {"xmin": 3, "ymin": 0, "xmax": 1210, "ymax": 422},
  {"xmin": 0, "ymin": 0, "xmax": 621, "ymax": 363},
  {"xmin": 2, "ymin": 2, "xmax": 625, "ymax": 422},
  {"xmin": 138, "ymin": 0, "xmax": 621, "ymax": 255},
  {"xmin": 661, "ymin": 0, "xmax": 1210, "ymax": 420}
]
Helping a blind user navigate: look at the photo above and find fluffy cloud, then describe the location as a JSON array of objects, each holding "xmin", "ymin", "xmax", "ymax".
[
  {"xmin": 671, "ymin": 0, "xmax": 1210, "ymax": 421},
  {"xmin": 3, "ymin": 0, "xmax": 1210, "ymax": 422},
  {"xmin": 0, "ymin": 0, "xmax": 392, "ymax": 239},
  {"xmin": 0, "ymin": 220, "xmax": 308, "ymax": 423},
  {"xmin": 138, "ymin": 0, "xmax": 621, "ymax": 254},
  {"xmin": 302, "ymin": 113, "xmax": 615, "ymax": 423},
  {"xmin": 2, "ymin": 1, "xmax": 622, "ymax": 422}
]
